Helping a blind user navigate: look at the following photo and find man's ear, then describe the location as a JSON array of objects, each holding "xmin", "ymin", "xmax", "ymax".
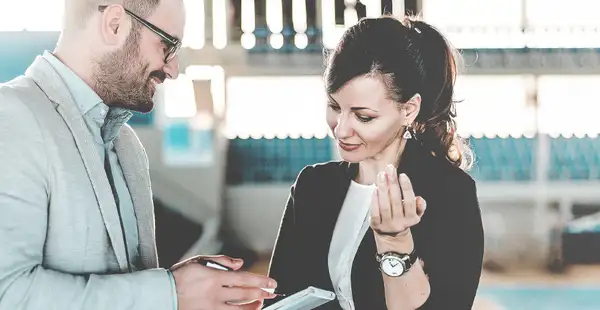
[{"xmin": 99, "ymin": 5, "xmax": 132, "ymax": 46}]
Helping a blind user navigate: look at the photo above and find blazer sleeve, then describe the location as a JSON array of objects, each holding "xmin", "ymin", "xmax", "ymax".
[
  {"xmin": 419, "ymin": 177, "xmax": 484, "ymax": 310},
  {"xmin": 263, "ymin": 166, "xmax": 313, "ymax": 307},
  {"xmin": 0, "ymin": 93, "xmax": 175, "ymax": 310}
]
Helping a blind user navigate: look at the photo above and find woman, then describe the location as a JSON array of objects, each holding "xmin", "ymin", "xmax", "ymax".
[{"xmin": 265, "ymin": 15, "xmax": 484, "ymax": 310}]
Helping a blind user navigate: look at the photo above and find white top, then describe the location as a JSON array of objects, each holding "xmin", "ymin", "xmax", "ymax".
[{"xmin": 328, "ymin": 180, "xmax": 376, "ymax": 310}]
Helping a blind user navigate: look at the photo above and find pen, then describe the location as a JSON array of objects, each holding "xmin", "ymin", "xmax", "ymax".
[
  {"xmin": 195, "ymin": 258, "xmax": 234, "ymax": 271},
  {"xmin": 196, "ymin": 259, "xmax": 288, "ymax": 297},
  {"xmin": 262, "ymin": 288, "xmax": 287, "ymax": 297}
]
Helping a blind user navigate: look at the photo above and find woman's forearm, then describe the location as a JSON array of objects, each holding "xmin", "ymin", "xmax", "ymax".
[{"xmin": 375, "ymin": 231, "xmax": 430, "ymax": 310}]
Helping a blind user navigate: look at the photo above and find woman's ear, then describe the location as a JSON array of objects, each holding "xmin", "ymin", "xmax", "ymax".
[{"xmin": 403, "ymin": 93, "xmax": 421, "ymax": 124}]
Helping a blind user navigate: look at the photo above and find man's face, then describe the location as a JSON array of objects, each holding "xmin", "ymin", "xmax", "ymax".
[{"xmin": 93, "ymin": 0, "xmax": 185, "ymax": 113}]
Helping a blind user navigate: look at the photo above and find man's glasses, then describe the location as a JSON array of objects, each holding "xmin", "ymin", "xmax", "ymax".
[{"xmin": 98, "ymin": 5, "xmax": 181, "ymax": 63}]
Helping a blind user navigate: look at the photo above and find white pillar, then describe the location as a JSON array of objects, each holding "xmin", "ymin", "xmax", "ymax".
[
  {"xmin": 212, "ymin": 0, "xmax": 230, "ymax": 49},
  {"xmin": 392, "ymin": 0, "xmax": 404, "ymax": 17}
]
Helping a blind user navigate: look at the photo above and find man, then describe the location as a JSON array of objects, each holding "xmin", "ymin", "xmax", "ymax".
[{"xmin": 0, "ymin": 0, "xmax": 277, "ymax": 309}]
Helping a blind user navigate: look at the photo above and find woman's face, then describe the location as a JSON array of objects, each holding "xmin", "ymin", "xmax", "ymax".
[{"xmin": 326, "ymin": 75, "xmax": 414, "ymax": 163}]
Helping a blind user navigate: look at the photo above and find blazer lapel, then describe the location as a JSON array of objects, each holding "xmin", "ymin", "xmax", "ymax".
[
  {"xmin": 114, "ymin": 127, "xmax": 158, "ymax": 268},
  {"xmin": 24, "ymin": 56, "xmax": 129, "ymax": 271},
  {"xmin": 312, "ymin": 162, "xmax": 353, "ymax": 290}
]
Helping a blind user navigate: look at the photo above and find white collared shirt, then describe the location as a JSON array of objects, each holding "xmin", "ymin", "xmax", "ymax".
[{"xmin": 328, "ymin": 180, "xmax": 375, "ymax": 310}]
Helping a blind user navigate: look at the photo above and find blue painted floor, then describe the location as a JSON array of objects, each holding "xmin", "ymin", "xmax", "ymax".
[{"xmin": 478, "ymin": 286, "xmax": 600, "ymax": 310}]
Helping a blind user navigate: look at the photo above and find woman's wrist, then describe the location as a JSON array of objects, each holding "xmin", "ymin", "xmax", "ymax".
[{"xmin": 375, "ymin": 228, "xmax": 415, "ymax": 253}]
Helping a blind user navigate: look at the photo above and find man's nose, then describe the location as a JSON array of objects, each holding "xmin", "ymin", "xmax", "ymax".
[{"xmin": 163, "ymin": 56, "xmax": 180, "ymax": 80}]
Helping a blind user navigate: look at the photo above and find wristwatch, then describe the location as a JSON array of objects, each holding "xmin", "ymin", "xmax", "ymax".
[{"xmin": 376, "ymin": 249, "xmax": 418, "ymax": 277}]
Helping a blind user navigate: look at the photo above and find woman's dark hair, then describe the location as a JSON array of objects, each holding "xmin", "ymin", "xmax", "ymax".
[{"xmin": 324, "ymin": 15, "xmax": 472, "ymax": 170}]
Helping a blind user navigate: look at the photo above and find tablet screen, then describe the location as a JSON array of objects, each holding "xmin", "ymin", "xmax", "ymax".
[{"xmin": 263, "ymin": 286, "xmax": 336, "ymax": 310}]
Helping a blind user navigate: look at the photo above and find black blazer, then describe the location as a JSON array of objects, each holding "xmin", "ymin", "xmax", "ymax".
[{"xmin": 264, "ymin": 138, "xmax": 484, "ymax": 309}]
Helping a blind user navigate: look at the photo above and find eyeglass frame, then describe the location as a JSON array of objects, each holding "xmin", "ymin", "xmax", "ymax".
[{"xmin": 98, "ymin": 5, "xmax": 181, "ymax": 63}]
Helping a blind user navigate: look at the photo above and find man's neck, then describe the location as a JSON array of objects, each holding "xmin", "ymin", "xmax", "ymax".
[{"xmin": 53, "ymin": 41, "xmax": 95, "ymax": 92}]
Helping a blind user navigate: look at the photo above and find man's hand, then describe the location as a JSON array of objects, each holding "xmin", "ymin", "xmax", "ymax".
[{"xmin": 171, "ymin": 255, "xmax": 277, "ymax": 310}]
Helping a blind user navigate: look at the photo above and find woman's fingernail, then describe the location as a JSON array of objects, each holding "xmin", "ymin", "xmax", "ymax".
[
  {"xmin": 378, "ymin": 172, "xmax": 386, "ymax": 183},
  {"xmin": 386, "ymin": 164, "xmax": 395, "ymax": 174}
]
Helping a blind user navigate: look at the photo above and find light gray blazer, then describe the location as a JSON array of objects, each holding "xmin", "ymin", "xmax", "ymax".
[{"xmin": 0, "ymin": 56, "xmax": 175, "ymax": 310}]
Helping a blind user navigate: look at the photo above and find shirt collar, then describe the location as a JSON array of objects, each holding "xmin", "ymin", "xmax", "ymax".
[
  {"xmin": 42, "ymin": 51, "xmax": 105, "ymax": 116},
  {"xmin": 43, "ymin": 51, "xmax": 133, "ymax": 145}
]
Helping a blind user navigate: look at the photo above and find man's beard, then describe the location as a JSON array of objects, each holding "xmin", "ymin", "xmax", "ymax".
[{"xmin": 92, "ymin": 31, "xmax": 165, "ymax": 113}]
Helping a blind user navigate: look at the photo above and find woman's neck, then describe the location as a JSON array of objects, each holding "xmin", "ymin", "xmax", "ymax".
[{"xmin": 355, "ymin": 139, "xmax": 407, "ymax": 185}]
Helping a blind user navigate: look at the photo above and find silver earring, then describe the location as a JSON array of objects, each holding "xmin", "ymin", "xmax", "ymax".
[{"xmin": 403, "ymin": 125, "xmax": 413, "ymax": 140}]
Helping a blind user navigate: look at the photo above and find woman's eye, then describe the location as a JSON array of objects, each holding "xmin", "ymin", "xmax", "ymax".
[
  {"xmin": 356, "ymin": 115, "xmax": 374, "ymax": 123},
  {"xmin": 328, "ymin": 104, "xmax": 341, "ymax": 112}
]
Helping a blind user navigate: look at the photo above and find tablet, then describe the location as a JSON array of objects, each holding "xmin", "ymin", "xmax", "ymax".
[{"xmin": 263, "ymin": 286, "xmax": 336, "ymax": 310}]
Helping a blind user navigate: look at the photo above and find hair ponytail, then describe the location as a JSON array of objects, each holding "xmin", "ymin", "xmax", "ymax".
[{"xmin": 407, "ymin": 19, "xmax": 472, "ymax": 170}]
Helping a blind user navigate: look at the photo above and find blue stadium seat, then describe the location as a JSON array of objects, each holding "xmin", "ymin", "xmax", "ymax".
[
  {"xmin": 226, "ymin": 137, "xmax": 333, "ymax": 184},
  {"xmin": 248, "ymin": 26, "xmax": 272, "ymax": 53},
  {"xmin": 549, "ymin": 137, "xmax": 600, "ymax": 180},
  {"xmin": 468, "ymin": 136, "xmax": 537, "ymax": 181},
  {"xmin": 228, "ymin": 136, "xmax": 543, "ymax": 184}
]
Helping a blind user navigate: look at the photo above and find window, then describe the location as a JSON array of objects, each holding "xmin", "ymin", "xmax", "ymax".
[
  {"xmin": 454, "ymin": 76, "xmax": 536, "ymax": 137},
  {"xmin": 423, "ymin": 0, "xmax": 522, "ymax": 29},
  {"xmin": 537, "ymin": 75, "xmax": 600, "ymax": 137},
  {"xmin": 159, "ymin": 65, "xmax": 225, "ymax": 124},
  {"xmin": 225, "ymin": 76, "xmax": 329, "ymax": 139},
  {"xmin": 525, "ymin": 0, "xmax": 600, "ymax": 48},
  {"xmin": 162, "ymin": 75, "xmax": 199, "ymax": 119},
  {"xmin": 0, "ymin": 0, "xmax": 64, "ymax": 31},
  {"xmin": 526, "ymin": 0, "xmax": 600, "ymax": 27},
  {"xmin": 422, "ymin": 0, "xmax": 524, "ymax": 48}
]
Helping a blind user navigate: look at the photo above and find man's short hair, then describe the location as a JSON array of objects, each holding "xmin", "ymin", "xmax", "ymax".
[{"xmin": 63, "ymin": 0, "xmax": 161, "ymax": 32}]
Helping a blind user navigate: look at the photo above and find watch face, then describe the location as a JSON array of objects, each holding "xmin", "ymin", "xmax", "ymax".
[{"xmin": 381, "ymin": 256, "xmax": 405, "ymax": 277}]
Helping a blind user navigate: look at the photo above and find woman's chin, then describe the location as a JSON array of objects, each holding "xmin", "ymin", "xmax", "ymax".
[{"xmin": 338, "ymin": 150, "xmax": 366, "ymax": 163}]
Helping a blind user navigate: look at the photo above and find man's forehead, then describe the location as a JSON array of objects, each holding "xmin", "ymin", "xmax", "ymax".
[{"xmin": 147, "ymin": 0, "xmax": 186, "ymax": 40}]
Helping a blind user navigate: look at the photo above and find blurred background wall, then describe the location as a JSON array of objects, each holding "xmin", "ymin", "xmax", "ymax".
[{"xmin": 4, "ymin": 0, "xmax": 600, "ymax": 308}]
